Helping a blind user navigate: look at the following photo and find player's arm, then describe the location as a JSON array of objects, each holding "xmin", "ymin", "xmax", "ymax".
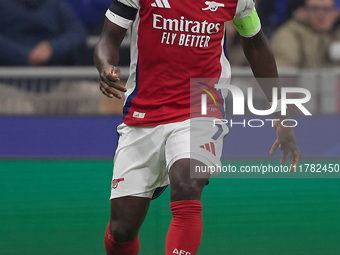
[
  {"xmin": 233, "ymin": 0, "xmax": 300, "ymax": 170},
  {"xmin": 94, "ymin": 19, "xmax": 127, "ymax": 99},
  {"xmin": 94, "ymin": 0, "xmax": 139, "ymax": 99},
  {"xmin": 241, "ymin": 29, "xmax": 278, "ymax": 98},
  {"xmin": 241, "ymin": 31, "xmax": 301, "ymax": 170}
]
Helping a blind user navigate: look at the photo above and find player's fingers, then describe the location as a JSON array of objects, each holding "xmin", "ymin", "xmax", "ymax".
[
  {"xmin": 100, "ymin": 75, "xmax": 124, "ymax": 97},
  {"xmin": 102, "ymin": 68, "xmax": 122, "ymax": 83},
  {"xmin": 290, "ymin": 147, "xmax": 301, "ymax": 171},
  {"xmin": 273, "ymin": 120, "xmax": 279, "ymax": 130},
  {"xmin": 289, "ymin": 151, "xmax": 294, "ymax": 171},
  {"xmin": 109, "ymin": 82, "xmax": 126, "ymax": 92},
  {"xmin": 280, "ymin": 149, "xmax": 289, "ymax": 166},
  {"xmin": 270, "ymin": 139, "xmax": 280, "ymax": 155},
  {"xmin": 99, "ymin": 84, "xmax": 113, "ymax": 98},
  {"xmin": 100, "ymin": 81, "xmax": 121, "ymax": 99},
  {"xmin": 279, "ymin": 139, "xmax": 289, "ymax": 151},
  {"xmin": 100, "ymin": 75, "xmax": 126, "ymax": 92},
  {"xmin": 289, "ymin": 152, "xmax": 296, "ymax": 172},
  {"xmin": 100, "ymin": 72, "xmax": 118, "ymax": 84},
  {"xmin": 106, "ymin": 73, "xmax": 120, "ymax": 83}
]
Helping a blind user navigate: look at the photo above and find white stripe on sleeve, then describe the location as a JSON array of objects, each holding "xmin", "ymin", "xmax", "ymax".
[{"xmin": 105, "ymin": 9, "xmax": 133, "ymax": 29}]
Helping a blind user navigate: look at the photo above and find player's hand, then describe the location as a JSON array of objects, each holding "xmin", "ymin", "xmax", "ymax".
[
  {"xmin": 270, "ymin": 120, "xmax": 301, "ymax": 172},
  {"xmin": 99, "ymin": 66, "xmax": 126, "ymax": 99},
  {"xmin": 28, "ymin": 41, "xmax": 53, "ymax": 66}
]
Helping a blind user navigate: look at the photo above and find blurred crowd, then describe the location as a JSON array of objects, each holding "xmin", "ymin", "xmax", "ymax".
[
  {"xmin": 229, "ymin": 0, "xmax": 340, "ymax": 68},
  {"xmin": 0, "ymin": 0, "xmax": 340, "ymax": 68},
  {"xmin": 0, "ymin": 0, "xmax": 115, "ymax": 66}
]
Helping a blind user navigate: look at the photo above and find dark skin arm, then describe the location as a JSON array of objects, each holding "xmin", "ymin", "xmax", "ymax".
[
  {"xmin": 241, "ymin": 30, "xmax": 301, "ymax": 171},
  {"xmin": 94, "ymin": 18, "xmax": 127, "ymax": 99}
]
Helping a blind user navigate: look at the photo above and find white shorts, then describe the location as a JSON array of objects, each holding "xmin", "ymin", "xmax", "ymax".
[{"xmin": 110, "ymin": 117, "xmax": 229, "ymax": 199}]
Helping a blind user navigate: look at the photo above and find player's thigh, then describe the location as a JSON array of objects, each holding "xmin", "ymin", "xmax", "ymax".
[
  {"xmin": 110, "ymin": 196, "xmax": 151, "ymax": 242},
  {"xmin": 169, "ymin": 158, "xmax": 210, "ymax": 201},
  {"xmin": 165, "ymin": 118, "xmax": 228, "ymax": 201}
]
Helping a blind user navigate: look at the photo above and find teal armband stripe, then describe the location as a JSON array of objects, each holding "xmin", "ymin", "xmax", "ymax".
[{"xmin": 233, "ymin": 8, "xmax": 260, "ymax": 37}]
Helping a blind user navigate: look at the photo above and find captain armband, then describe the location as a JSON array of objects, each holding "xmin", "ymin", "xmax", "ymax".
[
  {"xmin": 105, "ymin": 1, "xmax": 138, "ymax": 29},
  {"xmin": 233, "ymin": 8, "xmax": 261, "ymax": 38}
]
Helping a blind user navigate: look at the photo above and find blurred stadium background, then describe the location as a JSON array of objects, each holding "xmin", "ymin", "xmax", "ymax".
[{"xmin": 1, "ymin": 0, "xmax": 340, "ymax": 252}]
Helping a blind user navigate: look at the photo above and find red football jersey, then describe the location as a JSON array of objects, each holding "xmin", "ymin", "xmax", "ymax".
[{"xmin": 106, "ymin": 0, "xmax": 260, "ymax": 126}]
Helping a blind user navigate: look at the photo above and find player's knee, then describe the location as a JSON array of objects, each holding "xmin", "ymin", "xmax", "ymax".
[
  {"xmin": 171, "ymin": 179, "xmax": 205, "ymax": 200},
  {"xmin": 170, "ymin": 159, "xmax": 208, "ymax": 200},
  {"xmin": 110, "ymin": 222, "xmax": 138, "ymax": 242}
]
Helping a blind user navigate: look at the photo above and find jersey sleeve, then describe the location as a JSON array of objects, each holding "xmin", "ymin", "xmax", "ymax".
[
  {"xmin": 105, "ymin": 0, "xmax": 139, "ymax": 29},
  {"xmin": 233, "ymin": 0, "xmax": 261, "ymax": 38}
]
